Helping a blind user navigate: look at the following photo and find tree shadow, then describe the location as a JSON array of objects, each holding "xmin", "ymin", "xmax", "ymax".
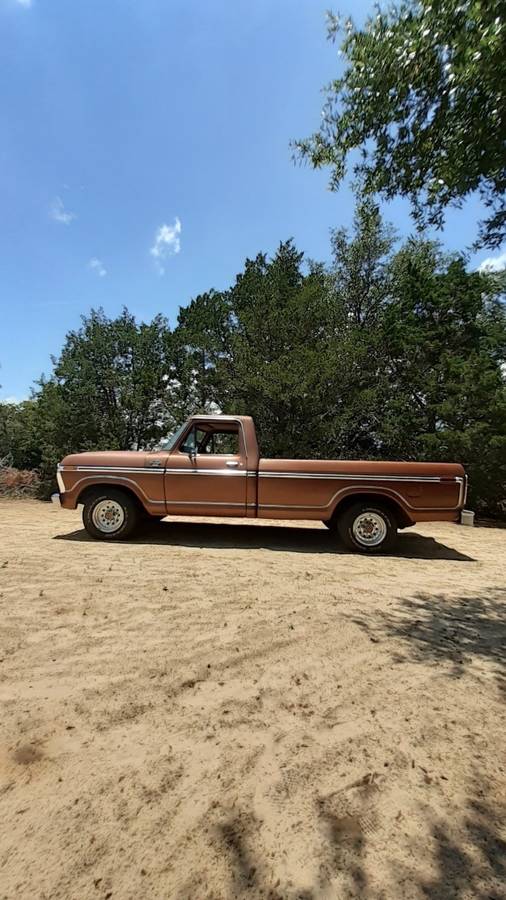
[
  {"xmin": 418, "ymin": 775, "xmax": 506, "ymax": 900},
  {"xmin": 54, "ymin": 520, "xmax": 475, "ymax": 561},
  {"xmin": 216, "ymin": 816, "xmax": 271, "ymax": 896},
  {"xmin": 317, "ymin": 789, "xmax": 372, "ymax": 899},
  {"xmin": 352, "ymin": 589, "xmax": 506, "ymax": 691},
  {"xmin": 179, "ymin": 808, "xmax": 313, "ymax": 900}
]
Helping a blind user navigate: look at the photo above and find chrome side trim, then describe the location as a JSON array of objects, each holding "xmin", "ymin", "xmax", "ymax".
[
  {"xmin": 66, "ymin": 465, "xmax": 247, "ymax": 476},
  {"xmin": 56, "ymin": 471, "xmax": 65, "ymax": 493},
  {"xmin": 74, "ymin": 466, "xmax": 164, "ymax": 474},
  {"xmin": 64, "ymin": 465, "xmax": 459, "ymax": 485},
  {"xmin": 258, "ymin": 472, "xmax": 445, "ymax": 483},
  {"xmin": 164, "ymin": 467, "xmax": 247, "ymax": 476},
  {"xmin": 165, "ymin": 500, "xmax": 248, "ymax": 507}
]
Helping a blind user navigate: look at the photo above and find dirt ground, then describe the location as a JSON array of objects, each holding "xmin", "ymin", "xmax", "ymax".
[{"xmin": 0, "ymin": 499, "xmax": 505, "ymax": 900}]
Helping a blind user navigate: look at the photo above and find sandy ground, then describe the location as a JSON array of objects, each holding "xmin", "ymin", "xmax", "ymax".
[{"xmin": 0, "ymin": 500, "xmax": 505, "ymax": 900}]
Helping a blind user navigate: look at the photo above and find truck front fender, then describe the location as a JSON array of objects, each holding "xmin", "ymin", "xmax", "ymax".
[{"xmin": 60, "ymin": 474, "xmax": 165, "ymax": 516}]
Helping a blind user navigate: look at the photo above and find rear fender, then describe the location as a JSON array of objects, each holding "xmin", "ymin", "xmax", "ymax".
[{"xmin": 328, "ymin": 488, "xmax": 415, "ymax": 528}]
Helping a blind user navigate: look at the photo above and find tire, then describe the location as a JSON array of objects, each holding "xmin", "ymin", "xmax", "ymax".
[
  {"xmin": 82, "ymin": 488, "xmax": 139, "ymax": 541},
  {"xmin": 337, "ymin": 501, "xmax": 397, "ymax": 554}
]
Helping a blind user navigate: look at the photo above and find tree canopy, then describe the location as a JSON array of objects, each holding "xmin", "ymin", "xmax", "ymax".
[{"xmin": 296, "ymin": 0, "xmax": 506, "ymax": 248}]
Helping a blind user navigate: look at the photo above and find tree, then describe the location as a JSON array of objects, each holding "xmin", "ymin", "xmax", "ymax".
[
  {"xmin": 172, "ymin": 242, "xmax": 332, "ymax": 456},
  {"xmin": 173, "ymin": 289, "xmax": 232, "ymax": 414},
  {"xmin": 46, "ymin": 308, "xmax": 174, "ymax": 452},
  {"xmin": 27, "ymin": 309, "xmax": 177, "ymax": 494},
  {"xmin": 171, "ymin": 207, "xmax": 505, "ymax": 517},
  {"xmin": 0, "ymin": 400, "xmax": 41, "ymax": 470},
  {"xmin": 172, "ymin": 213, "xmax": 396, "ymax": 461},
  {"xmin": 379, "ymin": 242, "xmax": 506, "ymax": 512},
  {"xmin": 296, "ymin": 1, "xmax": 506, "ymax": 248},
  {"xmin": 318, "ymin": 200, "xmax": 397, "ymax": 458}
]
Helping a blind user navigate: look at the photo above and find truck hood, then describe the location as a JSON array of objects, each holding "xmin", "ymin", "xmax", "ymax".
[{"xmin": 60, "ymin": 450, "xmax": 162, "ymax": 469}]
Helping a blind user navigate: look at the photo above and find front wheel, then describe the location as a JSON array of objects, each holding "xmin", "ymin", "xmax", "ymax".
[
  {"xmin": 82, "ymin": 489, "xmax": 139, "ymax": 541},
  {"xmin": 337, "ymin": 502, "xmax": 397, "ymax": 554}
]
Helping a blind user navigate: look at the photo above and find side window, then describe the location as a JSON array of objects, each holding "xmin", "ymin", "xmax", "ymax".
[
  {"xmin": 180, "ymin": 427, "xmax": 206, "ymax": 452},
  {"xmin": 202, "ymin": 430, "xmax": 239, "ymax": 455}
]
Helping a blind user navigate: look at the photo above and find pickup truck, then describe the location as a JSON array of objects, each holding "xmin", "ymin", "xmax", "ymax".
[{"xmin": 55, "ymin": 414, "xmax": 467, "ymax": 553}]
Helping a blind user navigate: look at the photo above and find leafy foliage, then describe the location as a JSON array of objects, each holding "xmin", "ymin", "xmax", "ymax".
[
  {"xmin": 1, "ymin": 309, "xmax": 176, "ymax": 495},
  {"xmin": 296, "ymin": 0, "xmax": 506, "ymax": 248}
]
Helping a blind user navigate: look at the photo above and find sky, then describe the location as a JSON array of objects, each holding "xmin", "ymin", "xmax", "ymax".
[{"xmin": 1, "ymin": 0, "xmax": 505, "ymax": 402}]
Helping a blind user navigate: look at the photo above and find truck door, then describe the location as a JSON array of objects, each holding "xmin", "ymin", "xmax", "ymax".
[{"xmin": 163, "ymin": 421, "xmax": 248, "ymax": 516}]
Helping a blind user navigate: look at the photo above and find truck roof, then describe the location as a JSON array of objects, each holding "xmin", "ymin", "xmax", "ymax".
[{"xmin": 190, "ymin": 414, "xmax": 252, "ymax": 422}]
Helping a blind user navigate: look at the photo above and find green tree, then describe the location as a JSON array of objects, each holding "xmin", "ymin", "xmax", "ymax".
[
  {"xmin": 217, "ymin": 242, "xmax": 331, "ymax": 456},
  {"xmin": 296, "ymin": 1, "xmax": 506, "ymax": 248},
  {"xmin": 173, "ymin": 289, "xmax": 232, "ymax": 414},
  {"xmin": 318, "ymin": 200, "xmax": 397, "ymax": 458},
  {"xmin": 172, "ymin": 212, "xmax": 397, "ymax": 461},
  {"xmin": 25, "ymin": 309, "xmax": 177, "ymax": 494},
  {"xmin": 0, "ymin": 400, "xmax": 41, "ymax": 470},
  {"xmin": 379, "ymin": 242, "xmax": 506, "ymax": 513},
  {"xmin": 45, "ymin": 308, "xmax": 174, "ymax": 451}
]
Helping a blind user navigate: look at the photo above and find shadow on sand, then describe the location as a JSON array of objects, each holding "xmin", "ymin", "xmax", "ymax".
[
  {"xmin": 54, "ymin": 519, "xmax": 474, "ymax": 561},
  {"xmin": 352, "ymin": 587, "xmax": 506, "ymax": 693}
]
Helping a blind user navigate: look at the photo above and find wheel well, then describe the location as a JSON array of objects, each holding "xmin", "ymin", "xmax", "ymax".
[
  {"xmin": 329, "ymin": 493, "xmax": 413, "ymax": 529},
  {"xmin": 77, "ymin": 483, "xmax": 146, "ymax": 513}
]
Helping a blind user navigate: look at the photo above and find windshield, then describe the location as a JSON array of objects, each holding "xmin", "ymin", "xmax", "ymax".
[{"xmin": 158, "ymin": 421, "xmax": 188, "ymax": 452}]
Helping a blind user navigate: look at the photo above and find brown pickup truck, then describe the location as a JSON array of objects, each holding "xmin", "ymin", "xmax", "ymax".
[{"xmin": 55, "ymin": 414, "xmax": 467, "ymax": 553}]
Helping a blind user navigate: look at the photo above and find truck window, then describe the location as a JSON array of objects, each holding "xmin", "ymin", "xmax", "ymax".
[
  {"xmin": 200, "ymin": 429, "xmax": 239, "ymax": 455},
  {"xmin": 180, "ymin": 427, "xmax": 207, "ymax": 453}
]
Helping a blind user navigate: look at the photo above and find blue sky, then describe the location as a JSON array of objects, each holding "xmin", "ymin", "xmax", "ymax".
[{"xmin": 1, "ymin": 0, "xmax": 504, "ymax": 402}]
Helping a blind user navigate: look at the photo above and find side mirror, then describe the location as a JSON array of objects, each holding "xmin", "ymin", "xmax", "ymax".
[{"xmin": 181, "ymin": 444, "xmax": 197, "ymax": 461}]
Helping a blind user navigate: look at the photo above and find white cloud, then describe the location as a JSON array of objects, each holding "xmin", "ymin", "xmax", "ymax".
[
  {"xmin": 16, "ymin": 0, "xmax": 32, "ymax": 7},
  {"xmin": 50, "ymin": 196, "xmax": 76, "ymax": 225},
  {"xmin": 150, "ymin": 218, "xmax": 181, "ymax": 274},
  {"xmin": 477, "ymin": 250, "xmax": 506, "ymax": 273},
  {"xmin": 88, "ymin": 257, "xmax": 107, "ymax": 278}
]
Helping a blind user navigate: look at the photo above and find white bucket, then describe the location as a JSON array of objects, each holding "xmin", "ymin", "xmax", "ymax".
[{"xmin": 460, "ymin": 509, "xmax": 475, "ymax": 526}]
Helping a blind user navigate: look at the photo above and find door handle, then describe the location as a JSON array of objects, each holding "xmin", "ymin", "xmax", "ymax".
[{"xmin": 226, "ymin": 460, "xmax": 239, "ymax": 468}]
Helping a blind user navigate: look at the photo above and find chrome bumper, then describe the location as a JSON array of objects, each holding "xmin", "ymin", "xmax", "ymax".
[{"xmin": 51, "ymin": 492, "xmax": 61, "ymax": 506}]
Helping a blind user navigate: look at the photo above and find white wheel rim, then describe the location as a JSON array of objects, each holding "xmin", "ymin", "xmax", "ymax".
[
  {"xmin": 92, "ymin": 499, "xmax": 125, "ymax": 534},
  {"xmin": 352, "ymin": 511, "xmax": 387, "ymax": 547}
]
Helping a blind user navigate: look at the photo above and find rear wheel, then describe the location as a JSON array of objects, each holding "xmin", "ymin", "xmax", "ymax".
[
  {"xmin": 337, "ymin": 502, "xmax": 397, "ymax": 554},
  {"xmin": 82, "ymin": 488, "xmax": 139, "ymax": 541}
]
